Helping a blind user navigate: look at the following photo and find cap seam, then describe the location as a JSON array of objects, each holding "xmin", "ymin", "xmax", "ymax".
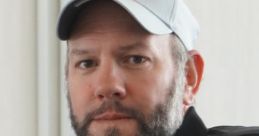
[
  {"xmin": 170, "ymin": 0, "xmax": 178, "ymax": 29},
  {"xmin": 75, "ymin": 0, "xmax": 91, "ymax": 7},
  {"xmin": 134, "ymin": 0, "xmax": 172, "ymax": 29}
]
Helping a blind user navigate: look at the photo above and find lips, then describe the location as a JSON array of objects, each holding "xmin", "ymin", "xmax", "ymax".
[{"xmin": 93, "ymin": 111, "xmax": 131, "ymax": 121}]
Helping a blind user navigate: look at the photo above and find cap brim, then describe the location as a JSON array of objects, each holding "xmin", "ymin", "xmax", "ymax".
[{"xmin": 57, "ymin": 0, "xmax": 173, "ymax": 40}]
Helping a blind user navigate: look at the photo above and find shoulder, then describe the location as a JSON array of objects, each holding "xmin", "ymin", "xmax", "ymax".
[{"xmin": 207, "ymin": 126, "xmax": 259, "ymax": 136}]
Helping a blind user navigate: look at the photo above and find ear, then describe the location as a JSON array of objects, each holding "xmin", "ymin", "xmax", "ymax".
[{"xmin": 183, "ymin": 50, "xmax": 204, "ymax": 112}]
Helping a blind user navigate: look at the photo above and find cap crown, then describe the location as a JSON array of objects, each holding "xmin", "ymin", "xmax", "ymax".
[{"xmin": 57, "ymin": 0, "xmax": 200, "ymax": 50}]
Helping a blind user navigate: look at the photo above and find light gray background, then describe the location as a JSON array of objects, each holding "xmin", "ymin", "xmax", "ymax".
[
  {"xmin": 185, "ymin": 0, "xmax": 259, "ymax": 127},
  {"xmin": 0, "ymin": 0, "xmax": 259, "ymax": 136}
]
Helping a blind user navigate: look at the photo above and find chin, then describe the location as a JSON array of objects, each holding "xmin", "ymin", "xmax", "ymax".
[{"xmin": 88, "ymin": 119, "xmax": 138, "ymax": 136}]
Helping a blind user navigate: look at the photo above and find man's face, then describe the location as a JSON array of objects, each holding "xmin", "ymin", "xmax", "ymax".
[{"xmin": 67, "ymin": 1, "xmax": 185, "ymax": 136}]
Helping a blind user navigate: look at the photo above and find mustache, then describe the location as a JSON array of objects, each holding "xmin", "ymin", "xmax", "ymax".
[{"xmin": 74, "ymin": 100, "xmax": 146, "ymax": 136}]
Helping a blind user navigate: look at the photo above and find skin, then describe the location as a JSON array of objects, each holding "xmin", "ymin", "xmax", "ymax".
[{"xmin": 66, "ymin": 0, "xmax": 204, "ymax": 136}]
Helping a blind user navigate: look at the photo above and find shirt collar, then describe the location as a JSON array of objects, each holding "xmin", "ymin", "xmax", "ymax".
[{"xmin": 174, "ymin": 107, "xmax": 207, "ymax": 136}]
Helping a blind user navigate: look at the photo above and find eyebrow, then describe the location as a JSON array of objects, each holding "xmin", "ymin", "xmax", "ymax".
[
  {"xmin": 118, "ymin": 42, "xmax": 150, "ymax": 53},
  {"xmin": 69, "ymin": 48, "xmax": 95, "ymax": 56},
  {"xmin": 69, "ymin": 42, "xmax": 149, "ymax": 56}
]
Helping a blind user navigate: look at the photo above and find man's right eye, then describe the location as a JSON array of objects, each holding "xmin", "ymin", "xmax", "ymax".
[{"xmin": 77, "ymin": 60, "xmax": 97, "ymax": 69}]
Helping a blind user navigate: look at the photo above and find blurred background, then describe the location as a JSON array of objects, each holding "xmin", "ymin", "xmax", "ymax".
[{"xmin": 0, "ymin": 0, "xmax": 259, "ymax": 136}]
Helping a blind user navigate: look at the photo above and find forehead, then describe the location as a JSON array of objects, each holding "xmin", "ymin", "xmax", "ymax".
[
  {"xmin": 69, "ymin": 0, "xmax": 149, "ymax": 40},
  {"xmin": 67, "ymin": 0, "xmax": 174, "ymax": 58}
]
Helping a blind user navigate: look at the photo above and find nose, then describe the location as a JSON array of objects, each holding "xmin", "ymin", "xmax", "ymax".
[{"xmin": 94, "ymin": 63, "xmax": 126, "ymax": 100}]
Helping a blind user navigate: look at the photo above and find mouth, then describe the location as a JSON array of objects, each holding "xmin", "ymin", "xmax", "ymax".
[{"xmin": 93, "ymin": 111, "xmax": 132, "ymax": 121}]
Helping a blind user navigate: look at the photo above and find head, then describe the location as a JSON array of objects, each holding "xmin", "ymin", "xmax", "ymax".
[{"xmin": 62, "ymin": 0, "xmax": 204, "ymax": 136}]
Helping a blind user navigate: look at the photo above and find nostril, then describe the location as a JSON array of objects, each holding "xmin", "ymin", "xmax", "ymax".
[
  {"xmin": 113, "ymin": 92, "xmax": 121, "ymax": 97},
  {"xmin": 97, "ymin": 94, "xmax": 104, "ymax": 99},
  {"xmin": 95, "ymin": 85, "xmax": 126, "ymax": 100},
  {"xmin": 96, "ymin": 92, "xmax": 123, "ymax": 100}
]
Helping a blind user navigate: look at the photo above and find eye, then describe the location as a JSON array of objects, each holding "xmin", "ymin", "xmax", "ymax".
[
  {"xmin": 77, "ymin": 59, "xmax": 97, "ymax": 69},
  {"xmin": 128, "ymin": 55, "xmax": 147, "ymax": 64},
  {"xmin": 123, "ymin": 55, "xmax": 149, "ymax": 65}
]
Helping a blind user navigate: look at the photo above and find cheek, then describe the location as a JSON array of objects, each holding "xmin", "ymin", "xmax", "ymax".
[
  {"xmin": 68, "ymin": 75, "xmax": 95, "ymax": 121},
  {"xmin": 126, "ymin": 70, "xmax": 173, "ymax": 114}
]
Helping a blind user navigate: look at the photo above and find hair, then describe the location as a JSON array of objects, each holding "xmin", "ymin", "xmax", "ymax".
[{"xmin": 169, "ymin": 34, "xmax": 191, "ymax": 76}]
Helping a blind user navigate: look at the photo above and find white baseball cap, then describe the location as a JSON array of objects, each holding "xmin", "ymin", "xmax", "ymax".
[{"xmin": 57, "ymin": 0, "xmax": 200, "ymax": 50}]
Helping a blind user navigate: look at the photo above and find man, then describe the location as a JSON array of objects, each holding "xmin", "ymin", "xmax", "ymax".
[{"xmin": 57, "ymin": 0, "xmax": 259, "ymax": 136}]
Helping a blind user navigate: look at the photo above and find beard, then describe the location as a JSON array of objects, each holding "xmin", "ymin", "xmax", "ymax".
[{"xmin": 67, "ymin": 72, "xmax": 185, "ymax": 136}]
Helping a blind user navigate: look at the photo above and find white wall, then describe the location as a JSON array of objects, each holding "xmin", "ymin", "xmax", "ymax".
[
  {"xmin": 0, "ymin": 0, "xmax": 60, "ymax": 136},
  {"xmin": 185, "ymin": 0, "xmax": 259, "ymax": 127},
  {"xmin": 0, "ymin": 0, "xmax": 37, "ymax": 136},
  {"xmin": 0, "ymin": 0, "xmax": 259, "ymax": 136}
]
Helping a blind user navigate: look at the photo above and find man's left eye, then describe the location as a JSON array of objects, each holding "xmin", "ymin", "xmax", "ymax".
[{"xmin": 124, "ymin": 55, "xmax": 149, "ymax": 65}]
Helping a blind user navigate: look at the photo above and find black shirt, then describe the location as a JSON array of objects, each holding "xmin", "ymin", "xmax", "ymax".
[{"xmin": 174, "ymin": 107, "xmax": 259, "ymax": 136}]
